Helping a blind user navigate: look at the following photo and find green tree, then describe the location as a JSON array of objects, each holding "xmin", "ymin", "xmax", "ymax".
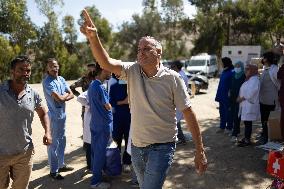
[
  {"xmin": 111, "ymin": 0, "xmax": 162, "ymax": 60},
  {"xmin": 33, "ymin": 0, "xmax": 78, "ymax": 82},
  {"xmin": 62, "ymin": 15, "xmax": 78, "ymax": 54},
  {"xmin": 161, "ymin": 0, "xmax": 189, "ymax": 59},
  {"xmin": 0, "ymin": 0, "xmax": 37, "ymax": 51},
  {"xmin": 0, "ymin": 36, "xmax": 20, "ymax": 81}
]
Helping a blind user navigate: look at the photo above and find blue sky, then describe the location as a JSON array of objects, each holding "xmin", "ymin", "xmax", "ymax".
[{"xmin": 27, "ymin": 0, "xmax": 196, "ymax": 41}]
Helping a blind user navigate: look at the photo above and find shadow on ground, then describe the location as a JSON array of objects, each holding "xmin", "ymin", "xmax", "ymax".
[
  {"xmin": 29, "ymin": 118, "xmax": 273, "ymax": 189},
  {"xmin": 164, "ymin": 118, "xmax": 273, "ymax": 189}
]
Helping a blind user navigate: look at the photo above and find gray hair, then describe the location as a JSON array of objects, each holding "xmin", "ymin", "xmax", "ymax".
[{"xmin": 139, "ymin": 36, "xmax": 162, "ymax": 53}]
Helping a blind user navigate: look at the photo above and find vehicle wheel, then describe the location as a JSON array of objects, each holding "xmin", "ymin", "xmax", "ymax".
[{"xmin": 213, "ymin": 71, "xmax": 218, "ymax": 77}]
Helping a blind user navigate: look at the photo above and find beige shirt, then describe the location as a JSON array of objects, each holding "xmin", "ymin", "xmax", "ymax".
[{"xmin": 121, "ymin": 62, "xmax": 191, "ymax": 147}]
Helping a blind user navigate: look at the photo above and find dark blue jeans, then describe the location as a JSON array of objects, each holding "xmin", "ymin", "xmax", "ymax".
[{"xmin": 131, "ymin": 142, "xmax": 176, "ymax": 189}]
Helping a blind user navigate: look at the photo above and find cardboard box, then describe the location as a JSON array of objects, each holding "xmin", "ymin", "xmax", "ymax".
[{"xmin": 268, "ymin": 110, "xmax": 282, "ymax": 141}]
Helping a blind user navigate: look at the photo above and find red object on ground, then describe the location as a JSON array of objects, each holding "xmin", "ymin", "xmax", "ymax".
[{"xmin": 267, "ymin": 151, "xmax": 284, "ymax": 180}]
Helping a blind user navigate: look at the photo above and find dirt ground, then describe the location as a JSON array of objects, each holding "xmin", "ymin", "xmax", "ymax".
[{"xmin": 26, "ymin": 78, "xmax": 273, "ymax": 189}]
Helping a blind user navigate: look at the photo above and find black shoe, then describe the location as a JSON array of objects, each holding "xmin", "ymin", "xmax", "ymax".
[
  {"xmin": 49, "ymin": 172, "xmax": 64, "ymax": 180},
  {"xmin": 58, "ymin": 165, "xmax": 74, "ymax": 172},
  {"xmin": 237, "ymin": 138, "xmax": 251, "ymax": 147}
]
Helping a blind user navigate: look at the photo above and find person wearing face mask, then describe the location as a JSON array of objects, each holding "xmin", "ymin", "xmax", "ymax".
[
  {"xmin": 42, "ymin": 58, "xmax": 74, "ymax": 180},
  {"xmin": 258, "ymin": 51, "xmax": 280, "ymax": 145},
  {"xmin": 237, "ymin": 64, "xmax": 260, "ymax": 147},
  {"xmin": 215, "ymin": 57, "xmax": 234, "ymax": 134},
  {"xmin": 228, "ymin": 61, "xmax": 246, "ymax": 142}
]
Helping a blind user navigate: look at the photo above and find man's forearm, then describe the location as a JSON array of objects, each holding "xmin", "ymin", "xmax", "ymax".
[
  {"xmin": 88, "ymin": 32, "xmax": 112, "ymax": 70},
  {"xmin": 37, "ymin": 107, "xmax": 51, "ymax": 134},
  {"xmin": 41, "ymin": 113, "xmax": 51, "ymax": 134},
  {"xmin": 183, "ymin": 107, "xmax": 204, "ymax": 152}
]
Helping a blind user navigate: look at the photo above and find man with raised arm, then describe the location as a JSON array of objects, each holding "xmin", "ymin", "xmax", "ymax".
[{"xmin": 80, "ymin": 9, "xmax": 207, "ymax": 189}]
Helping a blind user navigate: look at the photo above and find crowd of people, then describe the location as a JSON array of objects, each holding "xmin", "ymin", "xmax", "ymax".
[
  {"xmin": 0, "ymin": 9, "xmax": 207, "ymax": 189},
  {"xmin": 215, "ymin": 50, "xmax": 284, "ymax": 148},
  {"xmin": 3, "ymin": 7, "xmax": 284, "ymax": 189}
]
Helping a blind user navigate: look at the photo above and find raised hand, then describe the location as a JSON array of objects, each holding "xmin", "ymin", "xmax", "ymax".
[{"xmin": 80, "ymin": 9, "xmax": 97, "ymax": 38}]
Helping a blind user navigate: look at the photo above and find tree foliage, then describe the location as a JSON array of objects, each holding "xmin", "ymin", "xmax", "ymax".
[
  {"xmin": 2, "ymin": 0, "xmax": 284, "ymax": 83},
  {"xmin": 188, "ymin": 0, "xmax": 284, "ymax": 55}
]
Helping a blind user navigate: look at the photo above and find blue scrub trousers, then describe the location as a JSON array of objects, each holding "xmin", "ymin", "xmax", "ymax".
[
  {"xmin": 219, "ymin": 102, "xmax": 230, "ymax": 130},
  {"xmin": 90, "ymin": 125, "xmax": 110, "ymax": 185},
  {"xmin": 47, "ymin": 115, "xmax": 66, "ymax": 173}
]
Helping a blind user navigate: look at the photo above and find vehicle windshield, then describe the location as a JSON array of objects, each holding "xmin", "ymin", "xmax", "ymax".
[{"xmin": 187, "ymin": 59, "xmax": 206, "ymax": 66}]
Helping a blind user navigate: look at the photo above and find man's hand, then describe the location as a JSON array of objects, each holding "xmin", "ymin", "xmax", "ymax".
[
  {"xmin": 43, "ymin": 133, "xmax": 52, "ymax": 145},
  {"xmin": 80, "ymin": 9, "xmax": 97, "ymax": 38},
  {"xmin": 194, "ymin": 150, "xmax": 208, "ymax": 175}
]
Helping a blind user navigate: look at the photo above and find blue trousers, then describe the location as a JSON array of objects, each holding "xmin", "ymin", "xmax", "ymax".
[
  {"xmin": 131, "ymin": 142, "xmax": 176, "ymax": 189},
  {"xmin": 90, "ymin": 127, "xmax": 110, "ymax": 185},
  {"xmin": 219, "ymin": 102, "xmax": 230, "ymax": 130},
  {"xmin": 47, "ymin": 116, "xmax": 66, "ymax": 173}
]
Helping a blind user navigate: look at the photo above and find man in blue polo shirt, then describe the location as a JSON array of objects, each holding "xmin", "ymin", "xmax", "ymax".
[
  {"xmin": 88, "ymin": 63, "xmax": 112, "ymax": 189},
  {"xmin": 42, "ymin": 58, "xmax": 74, "ymax": 180},
  {"xmin": 0, "ymin": 55, "xmax": 52, "ymax": 189}
]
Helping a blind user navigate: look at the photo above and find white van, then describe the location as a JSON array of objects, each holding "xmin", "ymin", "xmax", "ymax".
[{"xmin": 186, "ymin": 53, "xmax": 218, "ymax": 77}]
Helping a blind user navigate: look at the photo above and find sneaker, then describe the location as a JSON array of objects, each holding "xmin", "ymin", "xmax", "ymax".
[
  {"xmin": 230, "ymin": 136, "xmax": 238, "ymax": 143},
  {"xmin": 216, "ymin": 128, "xmax": 225, "ymax": 134},
  {"xmin": 58, "ymin": 165, "xmax": 74, "ymax": 172},
  {"xmin": 90, "ymin": 182, "xmax": 110, "ymax": 189},
  {"xmin": 49, "ymin": 172, "xmax": 64, "ymax": 180}
]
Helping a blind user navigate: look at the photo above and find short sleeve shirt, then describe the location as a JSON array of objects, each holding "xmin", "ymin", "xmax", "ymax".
[
  {"xmin": 42, "ymin": 75, "xmax": 70, "ymax": 119},
  {"xmin": 0, "ymin": 80, "xmax": 42, "ymax": 155},
  {"xmin": 88, "ymin": 80, "xmax": 113, "ymax": 132},
  {"xmin": 120, "ymin": 62, "xmax": 191, "ymax": 147}
]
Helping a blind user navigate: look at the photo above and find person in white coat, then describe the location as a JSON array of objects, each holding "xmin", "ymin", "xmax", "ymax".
[
  {"xmin": 77, "ymin": 91, "xmax": 92, "ymax": 171},
  {"xmin": 237, "ymin": 63, "xmax": 260, "ymax": 147}
]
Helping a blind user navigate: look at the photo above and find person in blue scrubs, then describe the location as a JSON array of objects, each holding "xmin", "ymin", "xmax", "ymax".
[
  {"xmin": 42, "ymin": 58, "xmax": 74, "ymax": 180},
  {"xmin": 109, "ymin": 75, "xmax": 132, "ymax": 170},
  {"xmin": 88, "ymin": 63, "xmax": 112, "ymax": 189},
  {"xmin": 215, "ymin": 57, "xmax": 234, "ymax": 133}
]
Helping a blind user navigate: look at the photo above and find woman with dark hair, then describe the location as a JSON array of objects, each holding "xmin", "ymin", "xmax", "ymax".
[
  {"xmin": 229, "ymin": 61, "xmax": 246, "ymax": 142},
  {"xmin": 237, "ymin": 64, "xmax": 260, "ymax": 147},
  {"xmin": 258, "ymin": 51, "xmax": 280, "ymax": 144},
  {"xmin": 215, "ymin": 57, "xmax": 234, "ymax": 133}
]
